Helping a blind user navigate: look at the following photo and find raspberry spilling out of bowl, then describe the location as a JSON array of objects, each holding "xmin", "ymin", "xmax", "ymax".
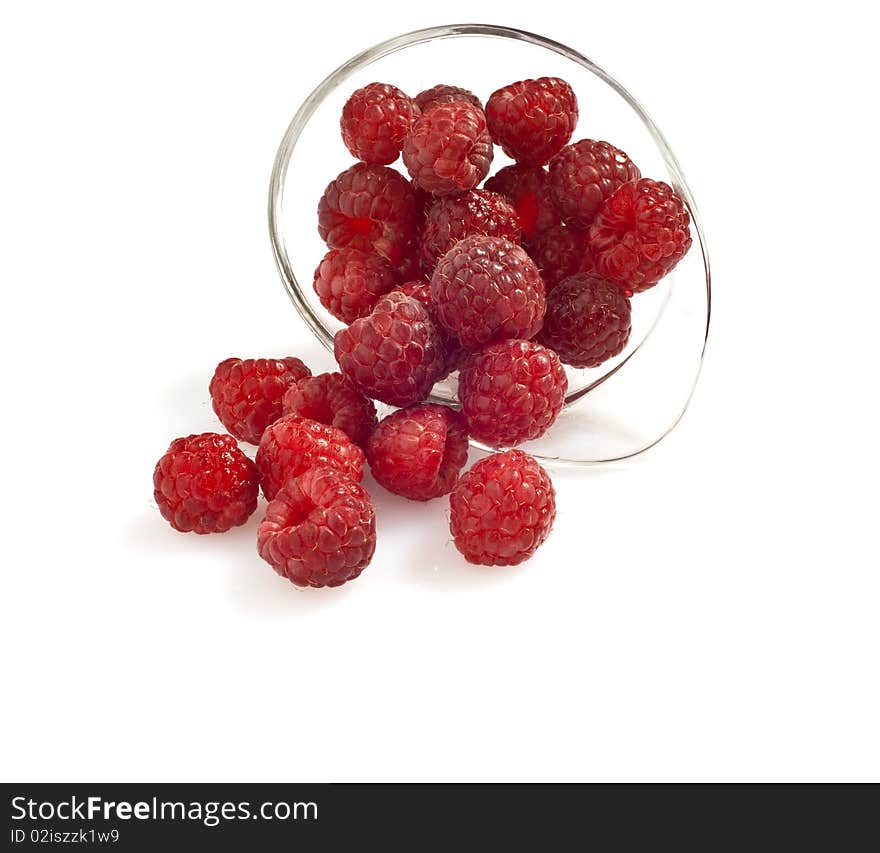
[{"xmin": 154, "ymin": 75, "xmax": 692, "ymax": 587}]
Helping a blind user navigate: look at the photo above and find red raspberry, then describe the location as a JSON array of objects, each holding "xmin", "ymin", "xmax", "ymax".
[
  {"xmin": 484, "ymin": 164, "xmax": 561, "ymax": 243},
  {"xmin": 153, "ymin": 433, "xmax": 258, "ymax": 534},
  {"xmin": 538, "ymin": 273, "xmax": 632, "ymax": 368},
  {"xmin": 548, "ymin": 139, "xmax": 640, "ymax": 229},
  {"xmin": 414, "ymin": 84, "xmax": 483, "ymax": 114},
  {"xmin": 589, "ymin": 178, "xmax": 693, "ymax": 295},
  {"xmin": 318, "ymin": 163, "xmax": 417, "ymax": 264},
  {"xmin": 485, "ymin": 77, "xmax": 578, "ymax": 166},
  {"xmin": 282, "ymin": 372, "xmax": 377, "ymax": 447},
  {"xmin": 340, "ymin": 82, "xmax": 419, "ymax": 166},
  {"xmin": 256, "ymin": 414, "xmax": 364, "ymax": 501},
  {"xmin": 420, "ymin": 189, "xmax": 521, "ymax": 272},
  {"xmin": 209, "ymin": 357, "xmax": 311, "ymax": 445},
  {"xmin": 458, "ymin": 339, "xmax": 567, "ymax": 447},
  {"xmin": 333, "ymin": 291, "xmax": 446, "ymax": 407},
  {"xmin": 403, "ymin": 102, "xmax": 493, "ymax": 196},
  {"xmin": 449, "ymin": 449, "xmax": 556, "ymax": 566},
  {"xmin": 394, "ymin": 279, "xmax": 467, "ymax": 377},
  {"xmin": 257, "ymin": 467, "xmax": 376, "ymax": 588},
  {"xmin": 526, "ymin": 224, "xmax": 586, "ymax": 290},
  {"xmin": 366, "ymin": 404, "xmax": 469, "ymax": 501},
  {"xmin": 430, "ymin": 235, "xmax": 546, "ymax": 350},
  {"xmin": 312, "ymin": 247, "xmax": 395, "ymax": 324}
]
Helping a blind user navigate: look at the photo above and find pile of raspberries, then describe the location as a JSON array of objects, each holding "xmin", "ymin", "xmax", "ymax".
[{"xmin": 153, "ymin": 77, "xmax": 692, "ymax": 588}]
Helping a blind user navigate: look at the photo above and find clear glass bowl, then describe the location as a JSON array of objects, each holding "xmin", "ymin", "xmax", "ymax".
[{"xmin": 268, "ymin": 23, "xmax": 710, "ymax": 466}]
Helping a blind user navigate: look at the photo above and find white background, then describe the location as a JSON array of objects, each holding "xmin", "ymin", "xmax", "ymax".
[{"xmin": 2, "ymin": 1, "xmax": 878, "ymax": 782}]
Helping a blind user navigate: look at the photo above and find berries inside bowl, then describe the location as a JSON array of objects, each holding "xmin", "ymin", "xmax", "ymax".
[{"xmin": 270, "ymin": 24, "xmax": 709, "ymax": 465}]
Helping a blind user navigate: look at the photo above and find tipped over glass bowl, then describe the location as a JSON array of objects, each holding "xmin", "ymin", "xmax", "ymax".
[{"xmin": 268, "ymin": 23, "xmax": 710, "ymax": 466}]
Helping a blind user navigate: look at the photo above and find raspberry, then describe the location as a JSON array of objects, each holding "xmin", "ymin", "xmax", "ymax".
[
  {"xmin": 257, "ymin": 467, "xmax": 376, "ymax": 588},
  {"xmin": 414, "ymin": 84, "xmax": 482, "ymax": 114},
  {"xmin": 209, "ymin": 357, "xmax": 311, "ymax": 445},
  {"xmin": 340, "ymin": 82, "xmax": 419, "ymax": 165},
  {"xmin": 449, "ymin": 449, "xmax": 556, "ymax": 566},
  {"xmin": 366, "ymin": 404, "xmax": 469, "ymax": 501},
  {"xmin": 589, "ymin": 178, "xmax": 693, "ymax": 294},
  {"xmin": 403, "ymin": 102, "xmax": 493, "ymax": 196},
  {"xmin": 256, "ymin": 415, "xmax": 364, "ymax": 501},
  {"xmin": 485, "ymin": 77, "xmax": 578, "ymax": 166},
  {"xmin": 526, "ymin": 224, "xmax": 586, "ymax": 290},
  {"xmin": 282, "ymin": 372, "xmax": 377, "ymax": 447},
  {"xmin": 419, "ymin": 190, "xmax": 521, "ymax": 272},
  {"xmin": 312, "ymin": 247, "xmax": 395, "ymax": 324},
  {"xmin": 430, "ymin": 235, "xmax": 546, "ymax": 350},
  {"xmin": 484, "ymin": 164, "xmax": 561, "ymax": 242},
  {"xmin": 153, "ymin": 433, "xmax": 258, "ymax": 534},
  {"xmin": 394, "ymin": 279, "xmax": 467, "ymax": 377},
  {"xmin": 333, "ymin": 291, "xmax": 446, "ymax": 406},
  {"xmin": 318, "ymin": 163, "xmax": 417, "ymax": 264},
  {"xmin": 548, "ymin": 139, "xmax": 640, "ymax": 229},
  {"xmin": 458, "ymin": 339, "xmax": 567, "ymax": 448},
  {"xmin": 538, "ymin": 273, "xmax": 632, "ymax": 368}
]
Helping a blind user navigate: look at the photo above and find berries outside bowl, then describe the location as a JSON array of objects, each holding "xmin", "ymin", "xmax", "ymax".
[{"xmin": 269, "ymin": 24, "xmax": 710, "ymax": 465}]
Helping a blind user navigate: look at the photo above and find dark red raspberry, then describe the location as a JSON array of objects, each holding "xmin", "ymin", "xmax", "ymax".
[
  {"xmin": 548, "ymin": 139, "xmax": 640, "ymax": 229},
  {"xmin": 419, "ymin": 189, "xmax": 521, "ymax": 272},
  {"xmin": 485, "ymin": 77, "xmax": 578, "ymax": 166},
  {"xmin": 589, "ymin": 178, "xmax": 693, "ymax": 295},
  {"xmin": 394, "ymin": 280, "xmax": 467, "ymax": 377},
  {"xmin": 257, "ymin": 467, "xmax": 375, "ymax": 588},
  {"xmin": 458, "ymin": 339, "xmax": 567, "ymax": 447},
  {"xmin": 256, "ymin": 415, "xmax": 364, "ymax": 501},
  {"xmin": 318, "ymin": 163, "xmax": 417, "ymax": 264},
  {"xmin": 538, "ymin": 273, "xmax": 632, "ymax": 368},
  {"xmin": 282, "ymin": 372, "xmax": 377, "ymax": 447},
  {"xmin": 526, "ymin": 223, "xmax": 589, "ymax": 291},
  {"xmin": 414, "ymin": 84, "xmax": 483, "ymax": 114},
  {"xmin": 366, "ymin": 404, "xmax": 469, "ymax": 501},
  {"xmin": 209, "ymin": 357, "xmax": 311, "ymax": 445},
  {"xmin": 333, "ymin": 291, "xmax": 445, "ymax": 407},
  {"xmin": 430, "ymin": 235, "xmax": 546, "ymax": 350},
  {"xmin": 153, "ymin": 433, "xmax": 259, "ymax": 534},
  {"xmin": 484, "ymin": 164, "xmax": 561, "ymax": 243},
  {"xmin": 449, "ymin": 449, "xmax": 556, "ymax": 566},
  {"xmin": 312, "ymin": 247, "xmax": 395, "ymax": 323},
  {"xmin": 340, "ymin": 82, "xmax": 419, "ymax": 165},
  {"xmin": 403, "ymin": 102, "xmax": 493, "ymax": 196}
]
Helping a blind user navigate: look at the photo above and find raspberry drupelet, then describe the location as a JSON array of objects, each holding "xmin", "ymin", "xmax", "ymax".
[
  {"xmin": 257, "ymin": 466, "xmax": 376, "ymax": 588},
  {"xmin": 153, "ymin": 433, "xmax": 259, "ymax": 534},
  {"xmin": 430, "ymin": 235, "xmax": 546, "ymax": 350},
  {"xmin": 209, "ymin": 357, "xmax": 311, "ymax": 445},
  {"xmin": 538, "ymin": 273, "xmax": 632, "ymax": 368},
  {"xmin": 312, "ymin": 246, "xmax": 396, "ymax": 324},
  {"xmin": 457, "ymin": 339, "xmax": 568, "ymax": 448},
  {"xmin": 282, "ymin": 372, "xmax": 377, "ymax": 448},
  {"xmin": 548, "ymin": 139, "xmax": 641, "ymax": 229},
  {"xmin": 419, "ymin": 190, "xmax": 521, "ymax": 273},
  {"xmin": 588, "ymin": 178, "xmax": 693, "ymax": 294},
  {"xmin": 256, "ymin": 415, "xmax": 365, "ymax": 501},
  {"xmin": 333, "ymin": 291, "xmax": 446, "ymax": 407},
  {"xmin": 484, "ymin": 164, "xmax": 561, "ymax": 244},
  {"xmin": 317, "ymin": 163, "xmax": 417, "ymax": 265},
  {"xmin": 340, "ymin": 82, "xmax": 420, "ymax": 165},
  {"xmin": 366, "ymin": 404, "xmax": 469, "ymax": 501},
  {"xmin": 403, "ymin": 101, "xmax": 494, "ymax": 196},
  {"xmin": 449, "ymin": 449, "xmax": 556, "ymax": 566},
  {"xmin": 485, "ymin": 77, "xmax": 578, "ymax": 166}
]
